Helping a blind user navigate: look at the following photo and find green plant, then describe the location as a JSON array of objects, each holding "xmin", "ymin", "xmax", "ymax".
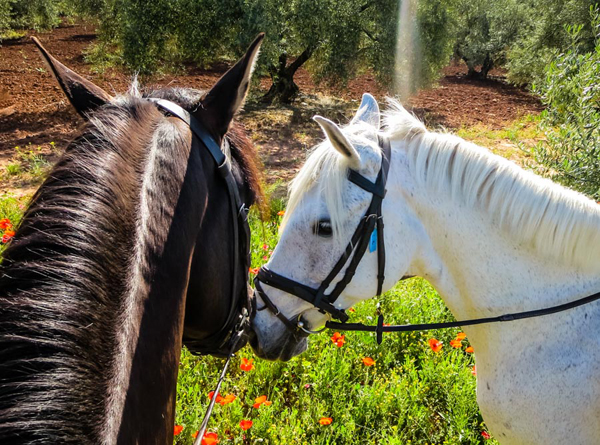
[{"xmin": 531, "ymin": 6, "xmax": 600, "ymax": 199}]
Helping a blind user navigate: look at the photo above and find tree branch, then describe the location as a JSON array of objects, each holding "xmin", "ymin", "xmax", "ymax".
[
  {"xmin": 286, "ymin": 45, "xmax": 316, "ymax": 75},
  {"xmin": 362, "ymin": 27, "xmax": 379, "ymax": 43}
]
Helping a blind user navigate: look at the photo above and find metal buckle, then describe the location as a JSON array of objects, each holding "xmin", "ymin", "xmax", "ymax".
[{"xmin": 296, "ymin": 312, "xmax": 331, "ymax": 335}]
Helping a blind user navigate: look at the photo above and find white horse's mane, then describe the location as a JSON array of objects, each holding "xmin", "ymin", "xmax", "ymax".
[{"xmin": 285, "ymin": 99, "xmax": 600, "ymax": 269}]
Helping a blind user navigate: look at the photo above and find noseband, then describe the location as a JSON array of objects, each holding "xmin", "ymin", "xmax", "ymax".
[
  {"xmin": 254, "ymin": 135, "xmax": 392, "ymax": 336},
  {"xmin": 149, "ymin": 98, "xmax": 252, "ymax": 355}
]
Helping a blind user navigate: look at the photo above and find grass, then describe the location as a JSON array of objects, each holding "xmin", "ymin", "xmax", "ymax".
[
  {"xmin": 456, "ymin": 114, "xmax": 544, "ymax": 163},
  {"xmin": 3, "ymin": 143, "xmax": 52, "ymax": 184},
  {"xmin": 173, "ymin": 198, "xmax": 497, "ymax": 444}
]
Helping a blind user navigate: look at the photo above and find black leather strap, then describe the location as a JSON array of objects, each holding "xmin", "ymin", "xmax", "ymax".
[
  {"xmin": 326, "ymin": 289, "xmax": 600, "ymax": 344},
  {"xmin": 149, "ymin": 98, "xmax": 252, "ymax": 355}
]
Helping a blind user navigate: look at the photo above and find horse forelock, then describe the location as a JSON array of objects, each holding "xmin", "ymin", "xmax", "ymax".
[
  {"xmin": 0, "ymin": 94, "xmax": 189, "ymax": 443},
  {"xmin": 283, "ymin": 120, "xmax": 382, "ymax": 237}
]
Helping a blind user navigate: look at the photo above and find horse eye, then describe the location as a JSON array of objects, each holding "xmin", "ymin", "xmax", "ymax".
[{"xmin": 313, "ymin": 220, "xmax": 333, "ymax": 237}]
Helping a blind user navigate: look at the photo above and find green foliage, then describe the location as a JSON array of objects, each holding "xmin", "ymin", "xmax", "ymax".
[
  {"xmin": 0, "ymin": 0, "xmax": 66, "ymax": 34},
  {"xmin": 174, "ymin": 199, "xmax": 494, "ymax": 444},
  {"xmin": 452, "ymin": 0, "xmax": 524, "ymax": 78},
  {"xmin": 506, "ymin": 0, "xmax": 599, "ymax": 85},
  {"xmin": 78, "ymin": 0, "xmax": 456, "ymax": 98},
  {"xmin": 531, "ymin": 7, "xmax": 600, "ymax": 200}
]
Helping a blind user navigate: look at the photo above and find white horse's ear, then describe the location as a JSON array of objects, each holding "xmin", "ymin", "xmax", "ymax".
[
  {"xmin": 350, "ymin": 93, "xmax": 380, "ymax": 129},
  {"xmin": 313, "ymin": 115, "xmax": 361, "ymax": 169}
]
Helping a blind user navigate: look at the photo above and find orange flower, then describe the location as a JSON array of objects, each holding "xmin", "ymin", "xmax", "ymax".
[
  {"xmin": 201, "ymin": 432, "xmax": 219, "ymax": 445},
  {"xmin": 456, "ymin": 332, "xmax": 467, "ymax": 341},
  {"xmin": 207, "ymin": 390, "xmax": 223, "ymax": 404},
  {"xmin": 428, "ymin": 338, "xmax": 443, "ymax": 352},
  {"xmin": 219, "ymin": 394, "xmax": 236, "ymax": 406},
  {"xmin": 2, "ymin": 229, "xmax": 15, "ymax": 243},
  {"xmin": 277, "ymin": 210, "xmax": 285, "ymax": 216},
  {"xmin": 253, "ymin": 395, "xmax": 272, "ymax": 409},
  {"xmin": 481, "ymin": 431, "xmax": 491, "ymax": 440},
  {"xmin": 330, "ymin": 332, "xmax": 345, "ymax": 347},
  {"xmin": 262, "ymin": 244, "xmax": 269, "ymax": 250},
  {"xmin": 362, "ymin": 357, "xmax": 375, "ymax": 366},
  {"xmin": 240, "ymin": 358, "xmax": 254, "ymax": 372},
  {"xmin": 450, "ymin": 339, "xmax": 463, "ymax": 349},
  {"xmin": 319, "ymin": 417, "xmax": 333, "ymax": 425},
  {"xmin": 465, "ymin": 346, "xmax": 474, "ymax": 353},
  {"xmin": 0, "ymin": 218, "xmax": 12, "ymax": 229},
  {"xmin": 471, "ymin": 365, "xmax": 477, "ymax": 376},
  {"xmin": 192, "ymin": 431, "xmax": 199, "ymax": 439},
  {"xmin": 249, "ymin": 267, "xmax": 260, "ymax": 275},
  {"xmin": 239, "ymin": 419, "xmax": 253, "ymax": 431},
  {"xmin": 174, "ymin": 425, "xmax": 183, "ymax": 436},
  {"xmin": 348, "ymin": 308, "xmax": 356, "ymax": 313}
]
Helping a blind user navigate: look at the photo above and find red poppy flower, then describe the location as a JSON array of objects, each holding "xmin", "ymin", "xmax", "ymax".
[
  {"xmin": 253, "ymin": 395, "xmax": 272, "ymax": 409},
  {"xmin": 262, "ymin": 244, "xmax": 269, "ymax": 251},
  {"xmin": 466, "ymin": 346, "xmax": 474, "ymax": 353},
  {"xmin": 481, "ymin": 431, "xmax": 491, "ymax": 440},
  {"xmin": 471, "ymin": 365, "xmax": 477, "ymax": 376},
  {"xmin": 456, "ymin": 332, "xmax": 467, "ymax": 341},
  {"xmin": 348, "ymin": 308, "xmax": 356, "ymax": 313},
  {"xmin": 174, "ymin": 425, "xmax": 183, "ymax": 436},
  {"xmin": 319, "ymin": 417, "xmax": 333, "ymax": 425},
  {"xmin": 362, "ymin": 357, "xmax": 375, "ymax": 366},
  {"xmin": 330, "ymin": 332, "xmax": 345, "ymax": 347},
  {"xmin": 240, "ymin": 358, "xmax": 254, "ymax": 372},
  {"xmin": 201, "ymin": 432, "xmax": 219, "ymax": 445},
  {"xmin": 0, "ymin": 218, "xmax": 12, "ymax": 229},
  {"xmin": 239, "ymin": 419, "xmax": 253, "ymax": 430},
  {"xmin": 249, "ymin": 267, "xmax": 259, "ymax": 275},
  {"xmin": 428, "ymin": 338, "xmax": 443, "ymax": 352},
  {"xmin": 450, "ymin": 339, "xmax": 463, "ymax": 349}
]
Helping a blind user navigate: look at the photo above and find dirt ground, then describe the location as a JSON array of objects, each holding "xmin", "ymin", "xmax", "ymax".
[{"xmin": 0, "ymin": 22, "xmax": 543, "ymax": 195}]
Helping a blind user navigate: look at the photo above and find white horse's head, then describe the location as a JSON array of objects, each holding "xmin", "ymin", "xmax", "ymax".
[{"xmin": 250, "ymin": 94, "xmax": 428, "ymax": 360}]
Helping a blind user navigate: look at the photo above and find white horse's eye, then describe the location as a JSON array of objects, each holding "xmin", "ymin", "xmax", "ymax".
[{"xmin": 313, "ymin": 220, "xmax": 333, "ymax": 238}]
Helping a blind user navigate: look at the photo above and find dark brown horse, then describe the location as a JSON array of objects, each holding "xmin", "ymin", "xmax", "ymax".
[{"xmin": 0, "ymin": 35, "xmax": 264, "ymax": 444}]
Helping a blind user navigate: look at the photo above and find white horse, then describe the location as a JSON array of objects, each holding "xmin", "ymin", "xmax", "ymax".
[{"xmin": 250, "ymin": 94, "xmax": 600, "ymax": 444}]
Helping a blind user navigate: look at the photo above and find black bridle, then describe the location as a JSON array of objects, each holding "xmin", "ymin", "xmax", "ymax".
[
  {"xmin": 254, "ymin": 133, "xmax": 600, "ymax": 344},
  {"xmin": 150, "ymin": 98, "xmax": 252, "ymax": 355},
  {"xmin": 254, "ymin": 135, "xmax": 392, "ymax": 336}
]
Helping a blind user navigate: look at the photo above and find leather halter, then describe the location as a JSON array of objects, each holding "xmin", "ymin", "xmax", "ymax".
[
  {"xmin": 149, "ymin": 98, "xmax": 252, "ymax": 356},
  {"xmin": 254, "ymin": 135, "xmax": 392, "ymax": 335}
]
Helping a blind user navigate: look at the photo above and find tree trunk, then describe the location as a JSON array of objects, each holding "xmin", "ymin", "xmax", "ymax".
[
  {"xmin": 262, "ymin": 46, "xmax": 315, "ymax": 104},
  {"xmin": 480, "ymin": 53, "xmax": 494, "ymax": 79}
]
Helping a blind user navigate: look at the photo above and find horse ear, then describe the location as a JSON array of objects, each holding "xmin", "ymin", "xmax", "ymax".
[
  {"xmin": 31, "ymin": 37, "xmax": 112, "ymax": 119},
  {"xmin": 198, "ymin": 33, "xmax": 265, "ymax": 141},
  {"xmin": 350, "ymin": 93, "xmax": 380, "ymax": 129},
  {"xmin": 313, "ymin": 116, "xmax": 361, "ymax": 169}
]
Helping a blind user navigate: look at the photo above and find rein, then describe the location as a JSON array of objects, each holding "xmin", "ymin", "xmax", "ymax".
[
  {"xmin": 254, "ymin": 133, "xmax": 600, "ymax": 344},
  {"xmin": 150, "ymin": 98, "xmax": 252, "ymax": 354}
]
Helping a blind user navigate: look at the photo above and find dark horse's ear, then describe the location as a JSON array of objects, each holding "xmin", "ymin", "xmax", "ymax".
[
  {"xmin": 31, "ymin": 37, "xmax": 113, "ymax": 119},
  {"xmin": 198, "ymin": 33, "xmax": 265, "ymax": 141}
]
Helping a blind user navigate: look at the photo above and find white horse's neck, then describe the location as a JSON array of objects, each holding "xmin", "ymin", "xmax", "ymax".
[{"xmin": 387, "ymin": 132, "xmax": 600, "ymax": 344}]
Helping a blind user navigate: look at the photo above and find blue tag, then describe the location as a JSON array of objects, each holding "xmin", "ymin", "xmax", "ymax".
[{"xmin": 369, "ymin": 228, "xmax": 377, "ymax": 253}]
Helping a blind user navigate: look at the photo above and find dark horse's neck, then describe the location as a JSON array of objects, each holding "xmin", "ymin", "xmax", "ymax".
[{"xmin": 0, "ymin": 99, "xmax": 213, "ymax": 444}]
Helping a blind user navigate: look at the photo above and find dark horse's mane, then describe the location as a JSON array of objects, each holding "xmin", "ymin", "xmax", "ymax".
[{"xmin": 0, "ymin": 86, "xmax": 262, "ymax": 442}]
